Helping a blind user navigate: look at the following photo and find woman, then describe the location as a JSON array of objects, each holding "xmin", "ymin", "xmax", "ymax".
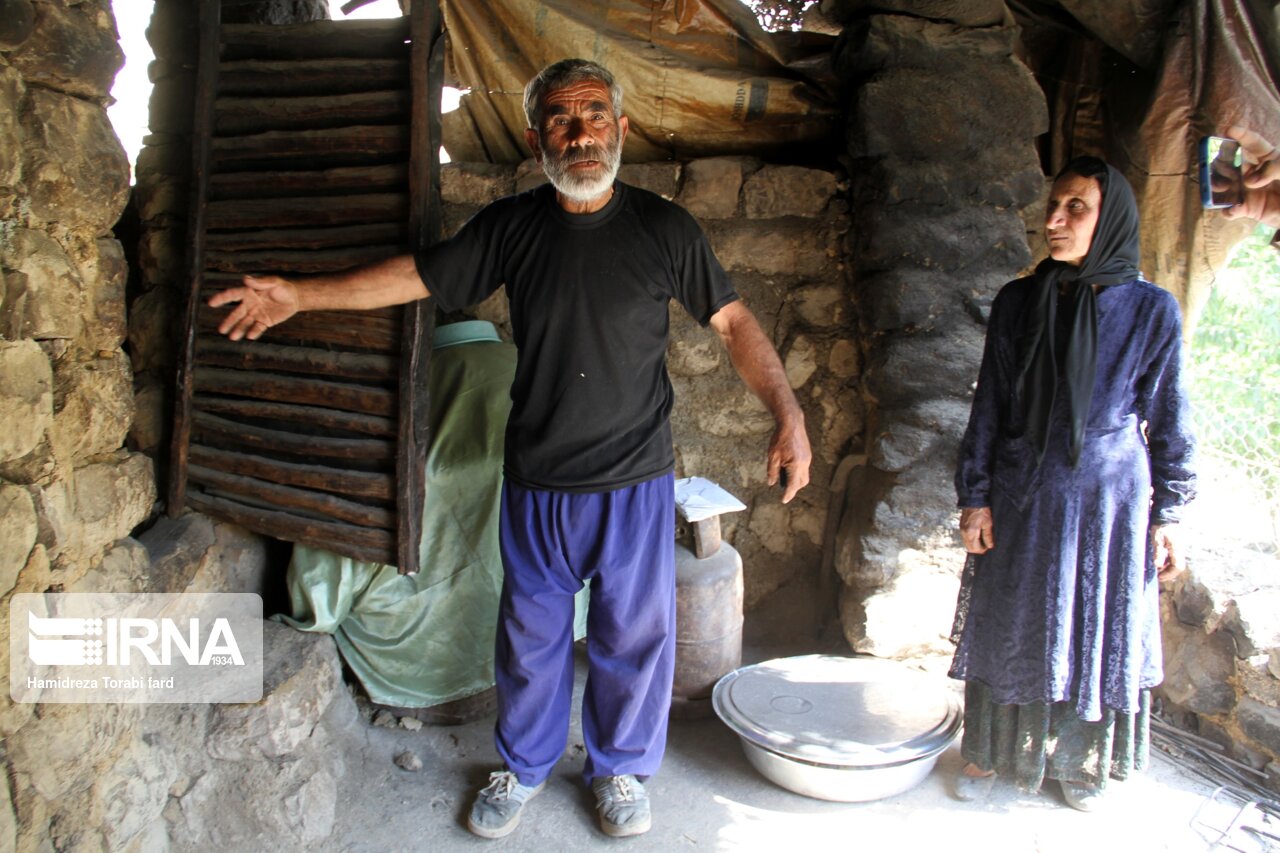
[{"xmin": 948, "ymin": 157, "xmax": 1196, "ymax": 810}]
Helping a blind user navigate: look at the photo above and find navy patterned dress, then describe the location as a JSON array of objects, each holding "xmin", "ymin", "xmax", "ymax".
[{"xmin": 949, "ymin": 275, "xmax": 1196, "ymax": 786}]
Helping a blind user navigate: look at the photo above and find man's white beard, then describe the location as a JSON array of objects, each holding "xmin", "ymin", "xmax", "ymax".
[{"xmin": 542, "ymin": 132, "xmax": 623, "ymax": 204}]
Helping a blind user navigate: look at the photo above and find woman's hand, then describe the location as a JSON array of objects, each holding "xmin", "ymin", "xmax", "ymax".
[
  {"xmin": 959, "ymin": 507, "xmax": 995, "ymax": 554},
  {"xmin": 1152, "ymin": 523, "xmax": 1187, "ymax": 582}
]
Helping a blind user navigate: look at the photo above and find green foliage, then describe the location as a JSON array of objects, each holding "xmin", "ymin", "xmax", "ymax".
[{"xmin": 1187, "ymin": 224, "xmax": 1280, "ymax": 512}]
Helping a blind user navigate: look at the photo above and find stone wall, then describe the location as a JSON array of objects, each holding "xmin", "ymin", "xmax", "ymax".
[
  {"xmin": 825, "ymin": 1, "xmax": 1047, "ymax": 659},
  {"xmin": 441, "ymin": 158, "xmax": 856, "ymax": 629}
]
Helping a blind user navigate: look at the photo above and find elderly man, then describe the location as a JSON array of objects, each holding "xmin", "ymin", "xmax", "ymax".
[{"xmin": 210, "ymin": 58, "xmax": 811, "ymax": 839}]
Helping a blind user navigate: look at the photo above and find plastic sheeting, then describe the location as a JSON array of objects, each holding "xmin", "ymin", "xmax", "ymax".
[{"xmin": 439, "ymin": 0, "xmax": 838, "ymax": 163}]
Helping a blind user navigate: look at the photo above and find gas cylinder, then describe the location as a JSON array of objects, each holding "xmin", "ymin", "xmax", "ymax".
[{"xmin": 671, "ymin": 515, "xmax": 743, "ymax": 719}]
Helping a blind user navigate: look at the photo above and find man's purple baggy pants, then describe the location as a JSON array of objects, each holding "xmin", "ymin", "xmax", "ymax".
[{"xmin": 494, "ymin": 473, "xmax": 675, "ymax": 787}]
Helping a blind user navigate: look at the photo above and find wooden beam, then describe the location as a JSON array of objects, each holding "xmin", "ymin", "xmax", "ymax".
[
  {"xmin": 197, "ymin": 309, "xmax": 400, "ymax": 352},
  {"xmin": 194, "ymin": 366, "xmax": 395, "ymax": 416},
  {"xmin": 204, "ymin": 244, "xmax": 404, "ymax": 274},
  {"xmin": 217, "ymin": 58, "xmax": 409, "ymax": 97},
  {"xmin": 188, "ymin": 492, "xmax": 395, "ymax": 564},
  {"xmin": 188, "ymin": 464, "xmax": 394, "ymax": 528},
  {"xmin": 190, "ymin": 444, "xmax": 393, "ymax": 500},
  {"xmin": 193, "ymin": 396, "xmax": 396, "ymax": 438},
  {"xmin": 191, "ymin": 411, "xmax": 394, "ymax": 462},
  {"xmin": 211, "ymin": 125, "xmax": 409, "ymax": 170},
  {"xmin": 397, "ymin": 0, "xmax": 444, "ymax": 576},
  {"xmin": 220, "ymin": 19, "xmax": 410, "ymax": 61},
  {"xmin": 205, "ymin": 191, "xmax": 408, "ymax": 230},
  {"xmin": 204, "ymin": 222, "xmax": 406, "ymax": 252},
  {"xmin": 169, "ymin": 0, "xmax": 221, "ymax": 518},
  {"xmin": 194, "ymin": 337, "xmax": 396, "ymax": 381},
  {"xmin": 215, "ymin": 90, "xmax": 411, "ymax": 136},
  {"xmin": 208, "ymin": 164, "xmax": 408, "ymax": 201}
]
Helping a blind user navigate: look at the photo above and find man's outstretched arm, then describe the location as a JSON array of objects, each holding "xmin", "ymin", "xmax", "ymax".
[
  {"xmin": 208, "ymin": 254, "xmax": 428, "ymax": 341},
  {"xmin": 709, "ymin": 299, "xmax": 812, "ymax": 503}
]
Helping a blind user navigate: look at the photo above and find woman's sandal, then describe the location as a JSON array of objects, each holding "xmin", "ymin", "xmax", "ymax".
[
  {"xmin": 1060, "ymin": 780, "xmax": 1106, "ymax": 811},
  {"xmin": 954, "ymin": 768, "xmax": 996, "ymax": 801}
]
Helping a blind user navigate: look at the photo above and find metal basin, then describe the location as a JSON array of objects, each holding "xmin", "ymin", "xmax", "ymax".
[{"xmin": 712, "ymin": 655, "xmax": 961, "ymax": 802}]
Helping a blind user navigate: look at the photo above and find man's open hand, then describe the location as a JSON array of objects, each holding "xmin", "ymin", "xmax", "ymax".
[{"xmin": 208, "ymin": 275, "xmax": 300, "ymax": 341}]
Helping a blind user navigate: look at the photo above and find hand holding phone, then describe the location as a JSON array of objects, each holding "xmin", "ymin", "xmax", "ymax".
[
  {"xmin": 1200, "ymin": 136, "xmax": 1244, "ymax": 209},
  {"xmin": 1220, "ymin": 125, "xmax": 1280, "ymax": 229}
]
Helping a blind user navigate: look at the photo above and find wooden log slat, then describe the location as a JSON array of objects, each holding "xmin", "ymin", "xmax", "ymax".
[
  {"xmin": 194, "ymin": 396, "xmax": 396, "ymax": 437},
  {"xmin": 211, "ymin": 126, "xmax": 409, "ymax": 169},
  {"xmin": 196, "ymin": 311, "xmax": 399, "ymax": 352},
  {"xmin": 397, "ymin": 1, "xmax": 444, "ymax": 575},
  {"xmin": 205, "ymin": 192, "xmax": 408, "ymax": 230},
  {"xmin": 216, "ymin": 91, "xmax": 411, "ymax": 136},
  {"xmin": 205, "ymin": 222, "xmax": 406, "ymax": 252},
  {"xmin": 188, "ymin": 492, "xmax": 394, "ymax": 563},
  {"xmin": 169, "ymin": 0, "xmax": 221, "ymax": 518},
  {"xmin": 194, "ymin": 367, "xmax": 395, "ymax": 416},
  {"xmin": 190, "ymin": 445, "xmax": 393, "ymax": 500},
  {"xmin": 218, "ymin": 58, "xmax": 409, "ymax": 97},
  {"xmin": 191, "ymin": 410, "xmax": 394, "ymax": 461},
  {"xmin": 220, "ymin": 20, "xmax": 410, "ymax": 62},
  {"xmin": 205, "ymin": 244, "xmax": 404, "ymax": 274},
  {"xmin": 194, "ymin": 338, "xmax": 396, "ymax": 381},
  {"xmin": 188, "ymin": 464, "xmax": 393, "ymax": 528},
  {"xmin": 208, "ymin": 164, "xmax": 408, "ymax": 201}
]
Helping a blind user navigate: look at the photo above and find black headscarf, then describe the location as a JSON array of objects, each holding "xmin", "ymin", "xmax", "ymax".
[{"xmin": 1015, "ymin": 161, "xmax": 1142, "ymax": 467}]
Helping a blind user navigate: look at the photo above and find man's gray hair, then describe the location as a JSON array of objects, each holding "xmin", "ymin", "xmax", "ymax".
[{"xmin": 523, "ymin": 58, "xmax": 624, "ymax": 129}]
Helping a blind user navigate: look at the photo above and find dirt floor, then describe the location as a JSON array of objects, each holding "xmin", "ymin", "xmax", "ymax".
[{"xmin": 324, "ymin": 643, "xmax": 1266, "ymax": 853}]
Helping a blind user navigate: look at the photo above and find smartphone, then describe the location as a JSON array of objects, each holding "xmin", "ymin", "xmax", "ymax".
[{"xmin": 1201, "ymin": 136, "xmax": 1244, "ymax": 208}]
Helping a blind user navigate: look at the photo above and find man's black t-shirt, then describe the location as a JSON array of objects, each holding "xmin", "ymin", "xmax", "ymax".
[{"xmin": 414, "ymin": 182, "xmax": 739, "ymax": 493}]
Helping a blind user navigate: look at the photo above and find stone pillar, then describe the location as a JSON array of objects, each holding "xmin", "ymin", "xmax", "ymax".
[{"xmin": 826, "ymin": 1, "xmax": 1048, "ymax": 657}]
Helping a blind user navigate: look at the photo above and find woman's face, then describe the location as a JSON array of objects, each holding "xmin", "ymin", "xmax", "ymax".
[{"xmin": 1045, "ymin": 173, "xmax": 1102, "ymax": 266}]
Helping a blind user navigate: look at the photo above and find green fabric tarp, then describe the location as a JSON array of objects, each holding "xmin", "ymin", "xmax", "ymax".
[{"xmin": 278, "ymin": 322, "xmax": 587, "ymax": 708}]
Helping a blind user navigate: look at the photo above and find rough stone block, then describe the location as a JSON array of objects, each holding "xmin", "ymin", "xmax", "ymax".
[
  {"xmin": 132, "ymin": 173, "xmax": 188, "ymax": 223},
  {"xmin": 692, "ymin": 387, "xmax": 773, "ymax": 437},
  {"xmin": 140, "ymin": 512, "xmax": 217, "ymax": 594},
  {"xmin": 68, "ymin": 538, "xmax": 151, "ymax": 594},
  {"xmin": 828, "ymin": 339, "xmax": 859, "ymax": 379},
  {"xmin": 815, "ymin": 387, "xmax": 862, "ymax": 463},
  {"xmin": 5, "ymin": 703, "xmax": 145, "ymax": 802},
  {"xmin": 743, "ymin": 165, "xmax": 836, "ymax": 219},
  {"xmin": 1222, "ymin": 589, "xmax": 1280, "ymax": 657},
  {"xmin": 127, "ymin": 286, "xmax": 181, "ymax": 374},
  {"xmin": 33, "ymin": 453, "xmax": 156, "ymax": 569},
  {"xmin": 1172, "ymin": 572, "xmax": 1222, "ymax": 628},
  {"xmin": 5, "ymin": 0, "xmax": 123, "ymax": 100},
  {"xmin": 792, "ymin": 282, "xmax": 852, "ymax": 328},
  {"xmin": 129, "ymin": 381, "xmax": 168, "ymax": 454},
  {"xmin": 856, "ymin": 65, "xmax": 1045, "ymax": 163},
  {"xmin": 185, "ymin": 520, "xmax": 271, "ymax": 595},
  {"xmin": 1, "ymin": 227, "xmax": 86, "ymax": 341},
  {"xmin": 81, "ymin": 238, "xmax": 129, "ymax": 351},
  {"xmin": 0, "ymin": 485, "xmax": 38, "ymax": 596},
  {"xmin": 853, "ymin": 204, "xmax": 1031, "ymax": 278},
  {"xmin": 784, "ymin": 334, "xmax": 818, "ymax": 389},
  {"xmin": 863, "ymin": 324, "xmax": 985, "ymax": 407},
  {"xmin": 618, "ymin": 162, "xmax": 681, "ymax": 200},
  {"xmin": 0, "ymin": 339, "xmax": 53, "ymax": 463},
  {"xmin": 870, "ymin": 148, "xmax": 1045, "ymax": 211},
  {"xmin": 667, "ymin": 339, "xmax": 721, "ymax": 377},
  {"xmin": 1237, "ymin": 698, "xmax": 1280, "ymax": 756},
  {"xmin": 0, "ymin": 64, "xmax": 24, "ymax": 190},
  {"xmin": 21, "ymin": 89, "xmax": 130, "ymax": 229},
  {"xmin": 676, "ymin": 157, "xmax": 748, "ymax": 219},
  {"xmin": 49, "ymin": 349, "xmax": 134, "ymax": 462},
  {"xmin": 1159, "ymin": 626, "xmax": 1237, "ymax": 715},
  {"xmin": 440, "ymin": 162, "xmax": 515, "ymax": 206},
  {"xmin": 707, "ymin": 219, "xmax": 835, "ymax": 277},
  {"xmin": 872, "ymin": 399, "xmax": 969, "ymax": 472},
  {"xmin": 137, "ymin": 224, "xmax": 186, "ymax": 288},
  {"xmin": 854, "ymin": 563, "xmax": 960, "ymax": 658}
]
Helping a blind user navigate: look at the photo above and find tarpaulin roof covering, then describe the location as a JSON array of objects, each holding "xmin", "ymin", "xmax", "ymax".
[{"xmin": 438, "ymin": 0, "xmax": 839, "ymax": 163}]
